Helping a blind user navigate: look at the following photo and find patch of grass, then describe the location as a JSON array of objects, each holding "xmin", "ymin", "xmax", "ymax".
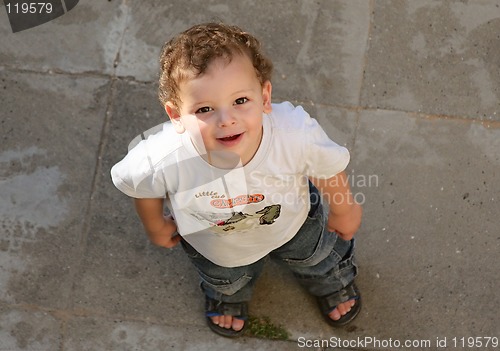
[{"xmin": 244, "ymin": 315, "xmax": 290, "ymax": 340}]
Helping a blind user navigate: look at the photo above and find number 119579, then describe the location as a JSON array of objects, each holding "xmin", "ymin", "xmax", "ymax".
[{"xmin": 6, "ymin": 2, "xmax": 53, "ymax": 14}]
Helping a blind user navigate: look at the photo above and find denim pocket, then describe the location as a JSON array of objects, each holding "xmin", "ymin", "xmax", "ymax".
[
  {"xmin": 281, "ymin": 228, "xmax": 339, "ymax": 268},
  {"xmin": 180, "ymin": 238, "xmax": 202, "ymax": 259},
  {"xmin": 289, "ymin": 234, "xmax": 350, "ymax": 276}
]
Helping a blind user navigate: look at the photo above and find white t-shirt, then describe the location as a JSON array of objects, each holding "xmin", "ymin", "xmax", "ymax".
[{"xmin": 111, "ymin": 102, "xmax": 349, "ymax": 267}]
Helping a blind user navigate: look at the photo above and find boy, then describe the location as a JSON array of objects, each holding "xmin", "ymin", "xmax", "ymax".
[{"xmin": 111, "ymin": 23, "xmax": 362, "ymax": 337}]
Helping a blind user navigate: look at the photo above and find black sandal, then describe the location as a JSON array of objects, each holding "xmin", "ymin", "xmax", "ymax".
[
  {"xmin": 317, "ymin": 282, "xmax": 362, "ymax": 327},
  {"xmin": 205, "ymin": 296, "xmax": 248, "ymax": 337}
]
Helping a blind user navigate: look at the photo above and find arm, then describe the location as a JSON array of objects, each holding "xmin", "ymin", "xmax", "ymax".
[
  {"xmin": 134, "ymin": 198, "xmax": 180, "ymax": 248},
  {"xmin": 310, "ymin": 171, "xmax": 362, "ymax": 241}
]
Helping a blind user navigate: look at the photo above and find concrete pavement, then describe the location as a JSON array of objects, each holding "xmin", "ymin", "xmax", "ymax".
[{"xmin": 1, "ymin": 1, "xmax": 499, "ymax": 350}]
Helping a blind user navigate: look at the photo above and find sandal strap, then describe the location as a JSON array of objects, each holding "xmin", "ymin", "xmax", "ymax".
[
  {"xmin": 317, "ymin": 283, "xmax": 360, "ymax": 315},
  {"xmin": 205, "ymin": 297, "xmax": 248, "ymax": 320}
]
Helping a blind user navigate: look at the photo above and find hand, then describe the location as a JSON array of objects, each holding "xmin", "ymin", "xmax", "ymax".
[
  {"xmin": 327, "ymin": 202, "xmax": 362, "ymax": 241},
  {"xmin": 146, "ymin": 214, "xmax": 181, "ymax": 249}
]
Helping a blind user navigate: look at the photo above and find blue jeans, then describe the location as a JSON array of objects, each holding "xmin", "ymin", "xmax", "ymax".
[{"xmin": 180, "ymin": 184, "xmax": 358, "ymax": 303}]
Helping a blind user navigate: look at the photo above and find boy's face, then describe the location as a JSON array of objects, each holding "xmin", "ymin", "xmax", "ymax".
[{"xmin": 166, "ymin": 54, "xmax": 272, "ymax": 167}]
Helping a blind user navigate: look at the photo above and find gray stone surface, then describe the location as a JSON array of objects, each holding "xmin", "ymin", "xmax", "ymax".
[
  {"xmin": 1, "ymin": 0, "xmax": 498, "ymax": 350},
  {"xmin": 64, "ymin": 316, "xmax": 297, "ymax": 351},
  {"xmin": 350, "ymin": 109, "xmax": 500, "ymax": 340},
  {"xmin": 0, "ymin": 304, "xmax": 62, "ymax": 351},
  {"xmin": 0, "ymin": 70, "xmax": 109, "ymax": 310},
  {"xmin": 361, "ymin": 1, "xmax": 500, "ymax": 121},
  {"xmin": 0, "ymin": 1, "xmax": 126, "ymax": 75}
]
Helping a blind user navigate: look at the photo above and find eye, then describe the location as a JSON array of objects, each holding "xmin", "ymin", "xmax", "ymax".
[
  {"xmin": 234, "ymin": 97, "xmax": 248, "ymax": 105},
  {"xmin": 195, "ymin": 106, "xmax": 213, "ymax": 114}
]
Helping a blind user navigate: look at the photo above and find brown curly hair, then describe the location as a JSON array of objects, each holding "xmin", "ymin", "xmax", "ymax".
[{"xmin": 158, "ymin": 23, "xmax": 273, "ymax": 108}]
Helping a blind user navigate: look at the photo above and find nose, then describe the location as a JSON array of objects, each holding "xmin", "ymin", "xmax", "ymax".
[{"xmin": 217, "ymin": 109, "xmax": 236, "ymax": 127}]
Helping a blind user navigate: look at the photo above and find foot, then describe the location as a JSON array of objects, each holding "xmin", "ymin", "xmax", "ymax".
[
  {"xmin": 209, "ymin": 315, "xmax": 245, "ymax": 332},
  {"xmin": 317, "ymin": 283, "xmax": 361, "ymax": 327},
  {"xmin": 327, "ymin": 299, "xmax": 357, "ymax": 321},
  {"xmin": 205, "ymin": 297, "xmax": 248, "ymax": 337}
]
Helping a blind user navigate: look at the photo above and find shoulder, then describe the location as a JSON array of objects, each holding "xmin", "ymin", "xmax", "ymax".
[
  {"xmin": 268, "ymin": 101, "xmax": 314, "ymax": 131},
  {"xmin": 268, "ymin": 102, "xmax": 326, "ymax": 140},
  {"xmin": 129, "ymin": 122, "xmax": 182, "ymax": 168},
  {"xmin": 111, "ymin": 122, "xmax": 182, "ymax": 180},
  {"xmin": 110, "ymin": 122, "xmax": 183, "ymax": 197}
]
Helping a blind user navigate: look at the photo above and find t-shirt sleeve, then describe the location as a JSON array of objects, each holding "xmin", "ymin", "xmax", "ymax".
[
  {"xmin": 110, "ymin": 141, "xmax": 168, "ymax": 199},
  {"xmin": 302, "ymin": 111, "xmax": 350, "ymax": 179}
]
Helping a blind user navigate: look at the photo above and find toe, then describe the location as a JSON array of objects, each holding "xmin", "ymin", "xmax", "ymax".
[
  {"xmin": 338, "ymin": 301, "xmax": 352, "ymax": 316},
  {"xmin": 222, "ymin": 315, "xmax": 232, "ymax": 329},
  {"xmin": 211, "ymin": 315, "xmax": 245, "ymax": 331},
  {"xmin": 210, "ymin": 315, "xmax": 220, "ymax": 326},
  {"xmin": 328, "ymin": 299, "xmax": 357, "ymax": 321},
  {"xmin": 328, "ymin": 308, "xmax": 341, "ymax": 321},
  {"xmin": 232, "ymin": 318, "xmax": 245, "ymax": 332}
]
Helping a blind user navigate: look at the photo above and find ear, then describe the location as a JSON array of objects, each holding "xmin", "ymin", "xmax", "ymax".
[
  {"xmin": 165, "ymin": 102, "xmax": 186, "ymax": 134},
  {"xmin": 262, "ymin": 80, "xmax": 272, "ymax": 114}
]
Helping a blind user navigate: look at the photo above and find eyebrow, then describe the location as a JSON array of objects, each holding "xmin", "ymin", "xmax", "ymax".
[
  {"xmin": 231, "ymin": 89, "xmax": 253, "ymax": 96},
  {"xmin": 191, "ymin": 89, "xmax": 253, "ymax": 105}
]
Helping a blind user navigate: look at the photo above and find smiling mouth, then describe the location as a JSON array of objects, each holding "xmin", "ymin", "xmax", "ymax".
[{"xmin": 217, "ymin": 133, "xmax": 242, "ymax": 142}]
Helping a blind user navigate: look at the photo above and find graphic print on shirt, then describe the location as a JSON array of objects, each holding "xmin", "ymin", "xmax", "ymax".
[
  {"xmin": 191, "ymin": 192, "xmax": 281, "ymax": 236},
  {"xmin": 213, "ymin": 204, "xmax": 282, "ymax": 233},
  {"xmin": 212, "ymin": 204, "xmax": 281, "ymax": 235}
]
